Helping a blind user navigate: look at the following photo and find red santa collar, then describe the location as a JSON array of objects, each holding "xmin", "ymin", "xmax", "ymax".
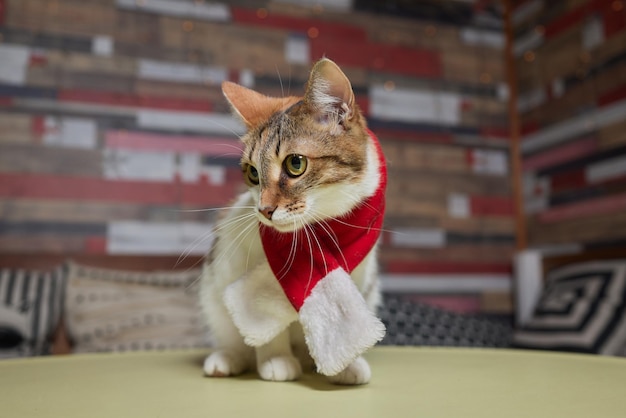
[{"xmin": 260, "ymin": 129, "xmax": 386, "ymax": 311}]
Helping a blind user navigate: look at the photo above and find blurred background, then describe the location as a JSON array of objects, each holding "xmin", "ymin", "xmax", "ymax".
[{"xmin": 1, "ymin": 0, "xmax": 625, "ymax": 356}]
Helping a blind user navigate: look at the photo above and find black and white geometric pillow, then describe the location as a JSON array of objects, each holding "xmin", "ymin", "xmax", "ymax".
[
  {"xmin": 513, "ymin": 260, "xmax": 626, "ymax": 355},
  {"xmin": 0, "ymin": 266, "xmax": 66, "ymax": 358}
]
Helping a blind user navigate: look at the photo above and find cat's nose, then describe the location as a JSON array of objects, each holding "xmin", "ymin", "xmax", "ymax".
[{"xmin": 258, "ymin": 205, "xmax": 277, "ymax": 220}]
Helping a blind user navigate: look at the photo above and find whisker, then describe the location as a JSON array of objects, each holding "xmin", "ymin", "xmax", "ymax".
[
  {"xmin": 208, "ymin": 214, "xmax": 258, "ymax": 271},
  {"xmin": 177, "ymin": 210, "xmax": 255, "ymax": 268},
  {"xmin": 310, "ymin": 213, "xmax": 349, "ymax": 270},
  {"xmin": 171, "ymin": 205, "xmax": 255, "ymax": 213},
  {"xmin": 300, "ymin": 220, "xmax": 315, "ymax": 297},
  {"xmin": 276, "ymin": 220, "xmax": 299, "ymax": 280},
  {"xmin": 312, "ymin": 208, "xmax": 397, "ymax": 235},
  {"xmin": 204, "ymin": 117, "xmax": 245, "ymax": 140},
  {"xmin": 276, "ymin": 64, "xmax": 284, "ymax": 98},
  {"xmin": 175, "ymin": 226, "xmax": 215, "ymax": 268}
]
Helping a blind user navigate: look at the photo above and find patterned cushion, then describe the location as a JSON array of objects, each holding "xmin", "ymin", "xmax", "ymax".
[
  {"xmin": 379, "ymin": 295, "xmax": 513, "ymax": 347},
  {"xmin": 0, "ymin": 266, "xmax": 66, "ymax": 358},
  {"xmin": 65, "ymin": 262, "xmax": 211, "ymax": 353},
  {"xmin": 512, "ymin": 260, "xmax": 626, "ymax": 355}
]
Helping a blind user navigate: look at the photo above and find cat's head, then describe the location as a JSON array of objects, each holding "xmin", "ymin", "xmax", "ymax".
[{"xmin": 222, "ymin": 58, "xmax": 378, "ymax": 233}]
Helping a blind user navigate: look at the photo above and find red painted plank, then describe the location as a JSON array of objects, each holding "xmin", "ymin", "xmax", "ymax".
[
  {"xmin": 544, "ymin": 0, "xmax": 623, "ymax": 40},
  {"xmin": 538, "ymin": 192, "xmax": 626, "ymax": 223},
  {"xmin": 231, "ymin": 7, "xmax": 366, "ymax": 40},
  {"xmin": 521, "ymin": 122, "xmax": 540, "ymax": 136},
  {"xmin": 105, "ymin": 130, "xmax": 243, "ymax": 156},
  {"xmin": 31, "ymin": 115, "xmax": 46, "ymax": 137},
  {"xmin": 470, "ymin": 196, "xmax": 515, "ymax": 217},
  {"xmin": 481, "ymin": 127, "xmax": 511, "ymax": 140},
  {"xmin": 372, "ymin": 128, "xmax": 453, "ymax": 143},
  {"xmin": 58, "ymin": 89, "xmax": 213, "ymax": 113},
  {"xmin": 0, "ymin": 96, "xmax": 12, "ymax": 107},
  {"xmin": 380, "ymin": 44, "xmax": 442, "ymax": 78},
  {"xmin": 0, "ymin": 173, "xmax": 238, "ymax": 206},
  {"xmin": 598, "ymin": 83, "xmax": 626, "ymax": 106},
  {"xmin": 550, "ymin": 169, "xmax": 586, "ymax": 192},
  {"xmin": 523, "ymin": 137, "xmax": 597, "ymax": 171},
  {"xmin": 311, "ymin": 38, "xmax": 442, "ymax": 78},
  {"xmin": 85, "ymin": 236, "xmax": 107, "ymax": 254},
  {"xmin": 544, "ymin": 0, "xmax": 597, "ymax": 39},
  {"xmin": 0, "ymin": 0, "xmax": 5, "ymax": 25},
  {"xmin": 603, "ymin": 1, "xmax": 626, "ymax": 37},
  {"xmin": 28, "ymin": 54, "xmax": 47, "ymax": 67},
  {"xmin": 385, "ymin": 261, "xmax": 512, "ymax": 274}
]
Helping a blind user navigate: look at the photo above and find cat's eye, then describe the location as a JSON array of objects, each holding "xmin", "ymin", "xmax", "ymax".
[
  {"xmin": 245, "ymin": 164, "xmax": 259, "ymax": 185},
  {"xmin": 284, "ymin": 154, "xmax": 307, "ymax": 177}
]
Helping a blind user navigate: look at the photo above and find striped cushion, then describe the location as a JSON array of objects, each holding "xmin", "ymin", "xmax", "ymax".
[
  {"xmin": 0, "ymin": 266, "xmax": 66, "ymax": 358},
  {"xmin": 513, "ymin": 260, "xmax": 626, "ymax": 355},
  {"xmin": 65, "ymin": 262, "xmax": 211, "ymax": 353}
]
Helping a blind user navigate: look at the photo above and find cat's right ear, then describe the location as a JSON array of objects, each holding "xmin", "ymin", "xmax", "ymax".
[
  {"xmin": 304, "ymin": 58, "xmax": 356, "ymax": 129},
  {"xmin": 222, "ymin": 81, "xmax": 275, "ymax": 130}
]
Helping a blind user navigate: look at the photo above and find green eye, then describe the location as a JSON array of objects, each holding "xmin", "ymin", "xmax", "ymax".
[
  {"xmin": 284, "ymin": 154, "xmax": 307, "ymax": 177},
  {"xmin": 245, "ymin": 164, "xmax": 259, "ymax": 185}
]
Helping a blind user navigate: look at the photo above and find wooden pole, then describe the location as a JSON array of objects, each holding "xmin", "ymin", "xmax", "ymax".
[{"xmin": 503, "ymin": 0, "xmax": 528, "ymax": 250}]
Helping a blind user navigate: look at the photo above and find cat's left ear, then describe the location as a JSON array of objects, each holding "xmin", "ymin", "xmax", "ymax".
[{"xmin": 304, "ymin": 58, "xmax": 356, "ymax": 128}]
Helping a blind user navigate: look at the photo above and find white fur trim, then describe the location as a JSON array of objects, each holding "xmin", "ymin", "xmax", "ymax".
[
  {"xmin": 299, "ymin": 268, "xmax": 386, "ymax": 376},
  {"xmin": 223, "ymin": 261, "xmax": 298, "ymax": 347}
]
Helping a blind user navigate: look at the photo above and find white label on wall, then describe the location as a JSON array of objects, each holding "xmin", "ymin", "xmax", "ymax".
[
  {"xmin": 239, "ymin": 68, "xmax": 255, "ymax": 88},
  {"xmin": 460, "ymin": 28, "xmax": 504, "ymax": 49},
  {"xmin": 370, "ymin": 85, "xmax": 461, "ymax": 125},
  {"xmin": 586, "ymin": 155, "xmax": 626, "ymax": 184},
  {"xmin": 523, "ymin": 172, "xmax": 550, "ymax": 199},
  {"xmin": 551, "ymin": 78, "xmax": 565, "ymax": 98},
  {"xmin": 178, "ymin": 153, "xmax": 226, "ymax": 185},
  {"xmin": 138, "ymin": 59, "xmax": 228, "ymax": 85},
  {"xmin": 472, "ymin": 149, "xmax": 508, "ymax": 176},
  {"xmin": 524, "ymin": 195, "xmax": 548, "ymax": 214},
  {"xmin": 583, "ymin": 16, "xmax": 604, "ymax": 50},
  {"xmin": 389, "ymin": 228, "xmax": 446, "ymax": 248},
  {"xmin": 517, "ymin": 88, "xmax": 546, "ymax": 113},
  {"xmin": 92, "ymin": 35, "xmax": 114, "ymax": 56},
  {"xmin": 513, "ymin": 30, "xmax": 544, "ymax": 57},
  {"xmin": 448, "ymin": 193, "xmax": 471, "ymax": 218},
  {"xmin": 116, "ymin": 0, "xmax": 230, "ymax": 22},
  {"xmin": 43, "ymin": 117, "xmax": 98, "ymax": 149},
  {"xmin": 178, "ymin": 153, "xmax": 202, "ymax": 183},
  {"xmin": 104, "ymin": 149, "xmax": 176, "ymax": 182},
  {"xmin": 0, "ymin": 44, "xmax": 30, "ymax": 85},
  {"xmin": 285, "ymin": 35, "xmax": 310, "ymax": 65},
  {"xmin": 278, "ymin": 0, "xmax": 353, "ymax": 11},
  {"xmin": 497, "ymin": 83, "xmax": 510, "ymax": 101},
  {"xmin": 137, "ymin": 109, "xmax": 245, "ymax": 136},
  {"xmin": 107, "ymin": 221, "xmax": 214, "ymax": 255}
]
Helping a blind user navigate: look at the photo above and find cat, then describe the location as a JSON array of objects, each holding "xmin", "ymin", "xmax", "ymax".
[{"xmin": 199, "ymin": 58, "xmax": 386, "ymax": 385}]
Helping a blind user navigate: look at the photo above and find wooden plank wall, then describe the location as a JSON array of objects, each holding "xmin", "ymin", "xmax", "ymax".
[
  {"xmin": 515, "ymin": 0, "xmax": 626, "ymax": 251},
  {"xmin": 0, "ymin": 0, "xmax": 514, "ymax": 315}
]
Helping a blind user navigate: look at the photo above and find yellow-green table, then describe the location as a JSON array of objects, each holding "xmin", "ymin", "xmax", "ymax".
[{"xmin": 1, "ymin": 347, "xmax": 624, "ymax": 417}]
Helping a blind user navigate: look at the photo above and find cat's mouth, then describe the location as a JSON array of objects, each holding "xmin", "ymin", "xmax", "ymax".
[{"xmin": 257, "ymin": 214, "xmax": 301, "ymax": 233}]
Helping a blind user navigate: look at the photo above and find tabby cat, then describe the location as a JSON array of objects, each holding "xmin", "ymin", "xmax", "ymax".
[{"xmin": 199, "ymin": 58, "xmax": 386, "ymax": 385}]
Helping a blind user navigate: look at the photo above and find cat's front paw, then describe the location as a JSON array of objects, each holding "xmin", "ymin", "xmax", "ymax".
[
  {"xmin": 203, "ymin": 350, "xmax": 247, "ymax": 377},
  {"xmin": 257, "ymin": 355, "xmax": 302, "ymax": 381},
  {"xmin": 327, "ymin": 356, "xmax": 371, "ymax": 385}
]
